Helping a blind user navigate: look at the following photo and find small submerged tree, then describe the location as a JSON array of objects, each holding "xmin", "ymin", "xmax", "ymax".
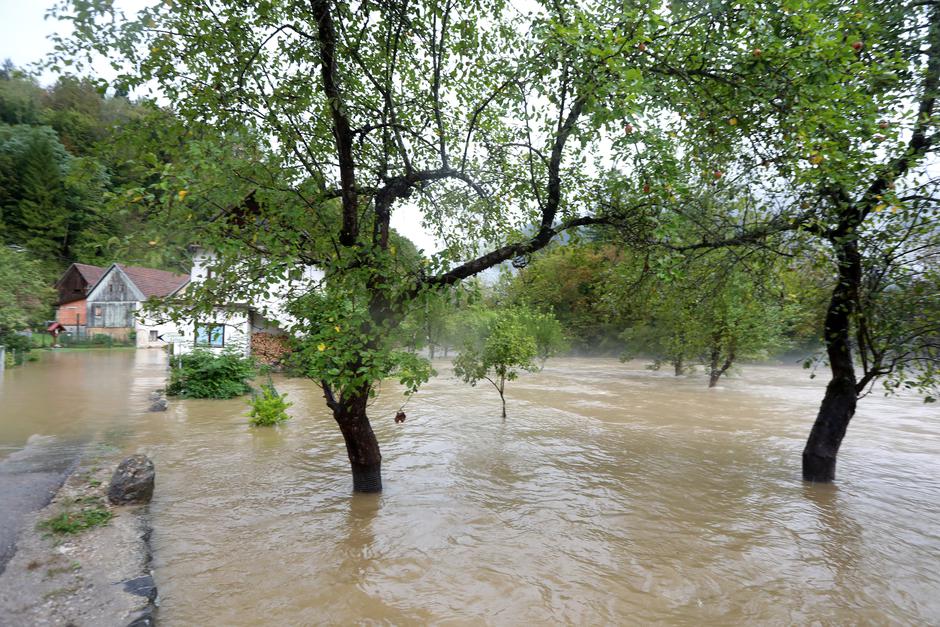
[
  {"xmin": 248, "ymin": 384, "xmax": 292, "ymax": 426},
  {"xmin": 453, "ymin": 306, "xmax": 564, "ymax": 419}
]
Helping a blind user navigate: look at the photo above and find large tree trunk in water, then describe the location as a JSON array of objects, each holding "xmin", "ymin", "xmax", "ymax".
[
  {"xmin": 802, "ymin": 238, "xmax": 861, "ymax": 483},
  {"xmin": 802, "ymin": 376, "xmax": 857, "ymax": 482},
  {"xmin": 673, "ymin": 357, "xmax": 683, "ymax": 377},
  {"xmin": 332, "ymin": 391, "xmax": 382, "ymax": 492}
]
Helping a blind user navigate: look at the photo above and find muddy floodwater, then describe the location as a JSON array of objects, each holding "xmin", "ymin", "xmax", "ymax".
[{"xmin": 1, "ymin": 350, "xmax": 939, "ymax": 624}]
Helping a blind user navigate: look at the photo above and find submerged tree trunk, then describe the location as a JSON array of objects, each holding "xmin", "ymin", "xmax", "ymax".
[
  {"xmin": 802, "ymin": 240, "xmax": 861, "ymax": 483},
  {"xmin": 673, "ymin": 357, "xmax": 683, "ymax": 377},
  {"xmin": 327, "ymin": 387, "xmax": 383, "ymax": 492},
  {"xmin": 802, "ymin": 376, "xmax": 857, "ymax": 482},
  {"xmin": 707, "ymin": 346, "xmax": 735, "ymax": 388}
]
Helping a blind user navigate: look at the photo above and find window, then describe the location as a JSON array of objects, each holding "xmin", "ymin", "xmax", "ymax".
[
  {"xmin": 194, "ymin": 323, "xmax": 224, "ymax": 348},
  {"xmin": 149, "ymin": 330, "xmax": 159, "ymax": 342}
]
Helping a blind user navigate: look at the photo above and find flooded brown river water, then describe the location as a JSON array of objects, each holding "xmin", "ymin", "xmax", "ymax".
[{"xmin": 2, "ymin": 349, "xmax": 939, "ymax": 624}]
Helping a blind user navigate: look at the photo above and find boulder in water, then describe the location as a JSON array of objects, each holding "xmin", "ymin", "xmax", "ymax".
[
  {"xmin": 108, "ymin": 455, "xmax": 155, "ymax": 505},
  {"xmin": 148, "ymin": 399, "xmax": 167, "ymax": 412}
]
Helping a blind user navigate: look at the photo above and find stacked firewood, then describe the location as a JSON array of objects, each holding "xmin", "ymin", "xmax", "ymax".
[{"xmin": 251, "ymin": 332, "xmax": 291, "ymax": 366}]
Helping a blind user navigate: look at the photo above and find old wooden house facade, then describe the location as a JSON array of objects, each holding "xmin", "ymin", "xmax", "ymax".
[{"xmin": 68, "ymin": 264, "xmax": 189, "ymax": 345}]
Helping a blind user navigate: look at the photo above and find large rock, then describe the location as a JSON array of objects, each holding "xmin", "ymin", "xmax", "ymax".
[
  {"xmin": 147, "ymin": 399, "xmax": 167, "ymax": 412},
  {"xmin": 108, "ymin": 455, "xmax": 155, "ymax": 505}
]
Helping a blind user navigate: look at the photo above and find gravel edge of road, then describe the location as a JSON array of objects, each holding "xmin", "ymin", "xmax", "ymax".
[{"xmin": 0, "ymin": 445, "xmax": 157, "ymax": 627}]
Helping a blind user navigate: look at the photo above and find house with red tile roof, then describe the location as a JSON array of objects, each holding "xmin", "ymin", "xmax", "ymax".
[{"xmin": 79, "ymin": 263, "xmax": 190, "ymax": 347}]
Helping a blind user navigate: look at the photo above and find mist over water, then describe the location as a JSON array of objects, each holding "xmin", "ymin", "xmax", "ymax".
[{"xmin": 2, "ymin": 351, "xmax": 939, "ymax": 623}]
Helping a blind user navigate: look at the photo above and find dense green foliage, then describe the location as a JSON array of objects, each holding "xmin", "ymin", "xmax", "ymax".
[
  {"xmin": 614, "ymin": 250, "xmax": 805, "ymax": 384},
  {"xmin": 502, "ymin": 245, "xmax": 625, "ymax": 353},
  {"xmin": 248, "ymin": 385, "xmax": 292, "ymax": 426},
  {"xmin": 0, "ymin": 67, "xmax": 201, "ymax": 279},
  {"xmin": 0, "ymin": 246, "xmax": 55, "ymax": 345},
  {"xmin": 166, "ymin": 350, "xmax": 256, "ymax": 399}
]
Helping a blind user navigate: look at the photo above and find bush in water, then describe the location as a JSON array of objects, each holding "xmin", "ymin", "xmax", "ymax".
[
  {"xmin": 248, "ymin": 384, "xmax": 292, "ymax": 426},
  {"xmin": 167, "ymin": 349, "xmax": 256, "ymax": 399}
]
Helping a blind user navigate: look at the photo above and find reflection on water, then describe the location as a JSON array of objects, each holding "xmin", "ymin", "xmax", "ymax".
[{"xmin": 2, "ymin": 352, "xmax": 939, "ymax": 623}]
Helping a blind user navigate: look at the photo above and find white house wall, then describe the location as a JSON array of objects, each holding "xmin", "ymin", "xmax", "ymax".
[
  {"xmin": 135, "ymin": 315, "xmax": 185, "ymax": 349},
  {"xmin": 188, "ymin": 247, "xmax": 323, "ymax": 336},
  {"xmin": 170, "ymin": 308, "xmax": 251, "ymax": 357}
]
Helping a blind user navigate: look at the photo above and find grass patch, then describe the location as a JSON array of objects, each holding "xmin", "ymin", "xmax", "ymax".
[
  {"xmin": 45, "ymin": 562, "xmax": 81, "ymax": 578},
  {"xmin": 39, "ymin": 507, "xmax": 112, "ymax": 535},
  {"xmin": 42, "ymin": 585, "xmax": 80, "ymax": 600}
]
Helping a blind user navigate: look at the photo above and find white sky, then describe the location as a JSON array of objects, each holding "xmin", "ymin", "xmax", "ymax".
[
  {"xmin": 0, "ymin": 0, "xmax": 441, "ymax": 254},
  {"xmin": 0, "ymin": 0, "xmax": 61, "ymax": 83}
]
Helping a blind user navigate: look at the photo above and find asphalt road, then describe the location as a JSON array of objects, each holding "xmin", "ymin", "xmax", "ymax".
[{"xmin": 0, "ymin": 436, "xmax": 80, "ymax": 575}]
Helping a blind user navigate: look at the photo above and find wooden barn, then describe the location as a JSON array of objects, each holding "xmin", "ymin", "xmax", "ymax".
[
  {"xmin": 53, "ymin": 263, "xmax": 106, "ymax": 335},
  {"xmin": 84, "ymin": 264, "xmax": 190, "ymax": 344}
]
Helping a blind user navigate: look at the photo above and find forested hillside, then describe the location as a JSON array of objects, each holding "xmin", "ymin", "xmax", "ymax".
[{"xmin": 0, "ymin": 61, "xmax": 193, "ymax": 281}]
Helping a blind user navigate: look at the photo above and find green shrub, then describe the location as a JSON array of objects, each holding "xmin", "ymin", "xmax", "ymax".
[
  {"xmin": 248, "ymin": 384, "xmax": 292, "ymax": 426},
  {"xmin": 1, "ymin": 333, "xmax": 31, "ymax": 352},
  {"xmin": 166, "ymin": 349, "xmax": 256, "ymax": 399}
]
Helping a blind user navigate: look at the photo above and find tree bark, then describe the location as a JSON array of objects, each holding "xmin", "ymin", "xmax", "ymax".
[
  {"xmin": 708, "ymin": 347, "xmax": 734, "ymax": 388},
  {"xmin": 802, "ymin": 240, "xmax": 861, "ymax": 483},
  {"xmin": 331, "ymin": 390, "xmax": 383, "ymax": 492},
  {"xmin": 802, "ymin": 375, "xmax": 857, "ymax": 482},
  {"xmin": 673, "ymin": 357, "xmax": 683, "ymax": 377}
]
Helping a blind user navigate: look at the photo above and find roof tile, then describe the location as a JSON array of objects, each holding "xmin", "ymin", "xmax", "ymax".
[
  {"xmin": 118, "ymin": 265, "xmax": 190, "ymax": 298},
  {"xmin": 72, "ymin": 263, "xmax": 106, "ymax": 284}
]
